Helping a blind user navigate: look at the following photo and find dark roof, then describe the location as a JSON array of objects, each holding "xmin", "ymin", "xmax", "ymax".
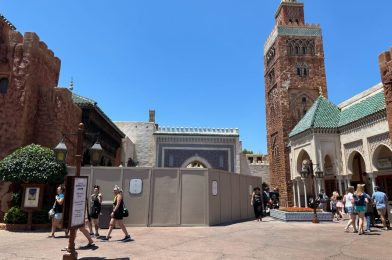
[{"xmin": 72, "ymin": 92, "xmax": 125, "ymax": 138}]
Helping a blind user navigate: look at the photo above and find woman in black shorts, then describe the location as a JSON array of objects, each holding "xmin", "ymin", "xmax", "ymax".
[{"xmin": 101, "ymin": 185, "xmax": 130, "ymax": 241}]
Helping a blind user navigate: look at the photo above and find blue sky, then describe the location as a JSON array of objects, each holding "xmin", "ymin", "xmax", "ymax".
[{"xmin": 2, "ymin": 0, "xmax": 392, "ymax": 154}]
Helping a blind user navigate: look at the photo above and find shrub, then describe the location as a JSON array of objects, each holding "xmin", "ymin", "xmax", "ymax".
[
  {"xmin": 12, "ymin": 192, "xmax": 21, "ymax": 207},
  {"xmin": 0, "ymin": 144, "xmax": 66, "ymax": 184},
  {"xmin": 3, "ymin": 206, "xmax": 27, "ymax": 224}
]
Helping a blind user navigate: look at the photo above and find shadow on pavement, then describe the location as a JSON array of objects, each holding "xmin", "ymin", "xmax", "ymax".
[{"xmin": 79, "ymin": 258, "xmax": 130, "ymax": 260}]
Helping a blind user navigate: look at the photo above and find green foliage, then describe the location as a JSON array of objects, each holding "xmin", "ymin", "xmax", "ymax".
[
  {"xmin": 242, "ymin": 149, "xmax": 253, "ymax": 154},
  {"xmin": 0, "ymin": 144, "xmax": 66, "ymax": 184},
  {"xmin": 3, "ymin": 206, "xmax": 27, "ymax": 224},
  {"xmin": 11, "ymin": 192, "xmax": 21, "ymax": 207}
]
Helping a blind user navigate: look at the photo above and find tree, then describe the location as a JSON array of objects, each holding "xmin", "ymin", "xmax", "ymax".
[
  {"xmin": 0, "ymin": 144, "xmax": 67, "ymax": 184},
  {"xmin": 242, "ymin": 149, "xmax": 254, "ymax": 154}
]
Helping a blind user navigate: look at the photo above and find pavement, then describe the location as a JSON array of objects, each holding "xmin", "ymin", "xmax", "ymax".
[{"xmin": 0, "ymin": 217, "xmax": 392, "ymax": 260}]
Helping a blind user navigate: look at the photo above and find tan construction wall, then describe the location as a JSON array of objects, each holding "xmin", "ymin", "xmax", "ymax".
[{"xmin": 67, "ymin": 167, "xmax": 262, "ymax": 226}]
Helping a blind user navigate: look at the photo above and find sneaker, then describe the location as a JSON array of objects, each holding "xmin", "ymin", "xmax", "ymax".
[
  {"xmin": 101, "ymin": 237, "xmax": 110, "ymax": 241},
  {"xmin": 353, "ymin": 230, "xmax": 358, "ymax": 233},
  {"xmin": 95, "ymin": 233, "xmax": 100, "ymax": 237},
  {"xmin": 121, "ymin": 235, "xmax": 131, "ymax": 241},
  {"xmin": 79, "ymin": 243, "xmax": 95, "ymax": 249},
  {"xmin": 383, "ymin": 227, "xmax": 388, "ymax": 230}
]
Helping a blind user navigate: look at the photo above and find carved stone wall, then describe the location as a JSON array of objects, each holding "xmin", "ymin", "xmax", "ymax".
[
  {"xmin": 379, "ymin": 48, "xmax": 392, "ymax": 142},
  {"xmin": 264, "ymin": 1, "xmax": 328, "ymax": 207}
]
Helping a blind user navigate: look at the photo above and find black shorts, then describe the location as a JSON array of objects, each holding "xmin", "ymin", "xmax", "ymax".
[{"xmin": 113, "ymin": 209, "xmax": 123, "ymax": 220}]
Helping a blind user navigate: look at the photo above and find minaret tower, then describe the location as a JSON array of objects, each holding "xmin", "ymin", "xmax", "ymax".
[{"xmin": 264, "ymin": 0, "xmax": 328, "ymax": 206}]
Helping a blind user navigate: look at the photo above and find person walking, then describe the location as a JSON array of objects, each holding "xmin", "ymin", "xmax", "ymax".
[
  {"xmin": 372, "ymin": 186, "xmax": 389, "ymax": 230},
  {"xmin": 88, "ymin": 185, "xmax": 102, "ymax": 237},
  {"xmin": 49, "ymin": 185, "xmax": 68, "ymax": 238},
  {"xmin": 336, "ymin": 193, "xmax": 345, "ymax": 220},
  {"xmin": 364, "ymin": 192, "xmax": 373, "ymax": 233},
  {"xmin": 344, "ymin": 186, "xmax": 357, "ymax": 233},
  {"xmin": 330, "ymin": 191, "xmax": 339, "ymax": 221},
  {"xmin": 251, "ymin": 187, "xmax": 263, "ymax": 222},
  {"xmin": 101, "ymin": 185, "xmax": 131, "ymax": 241},
  {"xmin": 353, "ymin": 184, "xmax": 368, "ymax": 235}
]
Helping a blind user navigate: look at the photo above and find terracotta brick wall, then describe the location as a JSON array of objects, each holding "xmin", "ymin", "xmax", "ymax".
[
  {"xmin": 379, "ymin": 48, "xmax": 392, "ymax": 141},
  {"xmin": 264, "ymin": 2, "xmax": 327, "ymax": 207},
  {"xmin": 0, "ymin": 19, "xmax": 82, "ymax": 164}
]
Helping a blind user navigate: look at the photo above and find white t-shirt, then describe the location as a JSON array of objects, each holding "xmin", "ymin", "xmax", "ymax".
[{"xmin": 345, "ymin": 192, "xmax": 353, "ymax": 207}]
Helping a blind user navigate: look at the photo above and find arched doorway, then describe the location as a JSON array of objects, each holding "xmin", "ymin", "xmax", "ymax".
[
  {"xmin": 373, "ymin": 145, "xmax": 392, "ymax": 199},
  {"xmin": 348, "ymin": 151, "xmax": 366, "ymax": 190},
  {"xmin": 295, "ymin": 150, "xmax": 312, "ymax": 207}
]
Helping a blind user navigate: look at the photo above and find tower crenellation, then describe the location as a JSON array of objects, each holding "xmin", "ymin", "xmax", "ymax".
[{"xmin": 264, "ymin": 1, "xmax": 328, "ymax": 206}]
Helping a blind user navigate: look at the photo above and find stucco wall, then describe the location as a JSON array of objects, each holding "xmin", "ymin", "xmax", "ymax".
[
  {"xmin": 67, "ymin": 167, "xmax": 261, "ymax": 226},
  {"xmin": 115, "ymin": 122, "xmax": 156, "ymax": 167}
]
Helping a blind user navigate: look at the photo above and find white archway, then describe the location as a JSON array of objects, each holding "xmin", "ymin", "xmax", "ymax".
[
  {"xmin": 181, "ymin": 156, "xmax": 212, "ymax": 169},
  {"xmin": 372, "ymin": 144, "xmax": 392, "ymax": 171}
]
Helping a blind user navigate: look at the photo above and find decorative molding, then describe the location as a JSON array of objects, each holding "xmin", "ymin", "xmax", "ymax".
[
  {"xmin": 343, "ymin": 140, "xmax": 364, "ymax": 160},
  {"xmin": 368, "ymin": 132, "xmax": 392, "ymax": 153},
  {"xmin": 156, "ymin": 136, "xmax": 236, "ymax": 144},
  {"xmin": 278, "ymin": 26, "xmax": 321, "ymax": 37}
]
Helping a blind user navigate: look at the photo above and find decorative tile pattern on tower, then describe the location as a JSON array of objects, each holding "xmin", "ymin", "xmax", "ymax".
[{"xmin": 264, "ymin": 1, "xmax": 328, "ymax": 206}]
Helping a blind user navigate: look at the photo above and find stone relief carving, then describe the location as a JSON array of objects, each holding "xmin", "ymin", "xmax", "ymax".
[
  {"xmin": 343, "ymin": 140, "xmax": 364, "ymax": 160},
  {"xmin": 368, "ymin": 132, "xmax": 392, "ymax": 153},
  {"xmin": 268, "ymin": 86, "xmax": 280, "ymax": 117}
]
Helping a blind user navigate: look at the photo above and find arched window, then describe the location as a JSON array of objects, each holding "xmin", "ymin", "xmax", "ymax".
[{"xmin": 0, "ymin": 78, "xmax": 9, "ymax": 94}]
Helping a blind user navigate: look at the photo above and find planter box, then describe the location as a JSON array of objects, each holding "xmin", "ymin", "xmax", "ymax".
[
  {"xmin": 270, "ymin": 209, "xmax": 332, "ymax": 222},
  {"xmin": 0, "ymin": 223, "xmax": 51, "ymax": 231}
]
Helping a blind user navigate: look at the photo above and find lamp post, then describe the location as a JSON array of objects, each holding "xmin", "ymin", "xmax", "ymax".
[
  {"xmin": 54, "ymin": 123, "xmax": 103, "ymax": 260},
  {"xmin": 300, "ymin": 159, "xmax": 324, "ymax": 224}
]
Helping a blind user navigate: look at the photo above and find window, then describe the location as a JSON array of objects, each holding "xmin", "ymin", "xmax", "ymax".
[{"xmin": 0, "ymin": 78, "xmax": 9, "ymax": 94}]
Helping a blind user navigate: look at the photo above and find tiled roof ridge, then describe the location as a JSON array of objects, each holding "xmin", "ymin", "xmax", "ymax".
[
  {"xmin": 309, "ymin": 95, "xmax": 324, "ymax": 128},
  {"xmin": 338, "ymin": 82, "xmax": 383, "ymax": 109},
  {"xmin": 72, "ymin": 92, "xmax": 97, "ymax": 105}
]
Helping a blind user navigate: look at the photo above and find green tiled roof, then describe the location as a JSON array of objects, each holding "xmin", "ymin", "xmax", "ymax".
[
  {"xmin": 289, "ymin": 96, "xmax": 340, "ymax": 137},
  {"xmin": 338, "ymin": 91, "xmax": 385, "ymax": 127},
  {"xmin": 72, "ymin": 93, "xmax": 97, "ymax": 106},
  {"xmin": 72, "ymin": 93, "xmax": 125, "ymax": 138},
  {"xmin": 289, "ymin": 90, "xmax": 386, "ymax": 138}
]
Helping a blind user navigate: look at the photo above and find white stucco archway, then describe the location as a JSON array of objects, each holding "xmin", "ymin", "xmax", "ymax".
[{"xmin": 372, "ymin": 144, "xmax": 392, "ymax": 171}]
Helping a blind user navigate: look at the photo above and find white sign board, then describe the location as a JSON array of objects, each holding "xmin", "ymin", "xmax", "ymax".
[
  {"xmin": 212, "ymin": 181, "xmax": 218, "ymax": 196},
  {"xmin": 129, "ymin": 179, "xmax": 143, "ymax": 194},
  {"xmin": 71, "ymin": 177, "xmax": 88, "ymax": 228}
]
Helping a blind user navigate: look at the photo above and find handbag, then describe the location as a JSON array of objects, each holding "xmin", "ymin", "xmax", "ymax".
[
  {"xmin": 48, "ymin": 200, "xmax": 56, "ymax": 219},
  {"xmin": 123, "ymin": 207, "xmax": 129, "ymax": 217}
]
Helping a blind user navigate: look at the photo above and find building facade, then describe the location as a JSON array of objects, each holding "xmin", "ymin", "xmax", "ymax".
[
  {"xmin": 116, "ymin": 111, "xmax": 242, "ymax": 173},
  {"xmin": 289, "ymin": 82, "xmax": 392, "ymax": 207},
  {"xmin": 264, "ymin": 0, "xmax": 328, "ymax": 206}
]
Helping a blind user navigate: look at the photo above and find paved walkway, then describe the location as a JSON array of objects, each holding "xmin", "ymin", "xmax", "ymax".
[{"xmin": 0, "ymin": 218, "xmax": 391, "ymax": 260}]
